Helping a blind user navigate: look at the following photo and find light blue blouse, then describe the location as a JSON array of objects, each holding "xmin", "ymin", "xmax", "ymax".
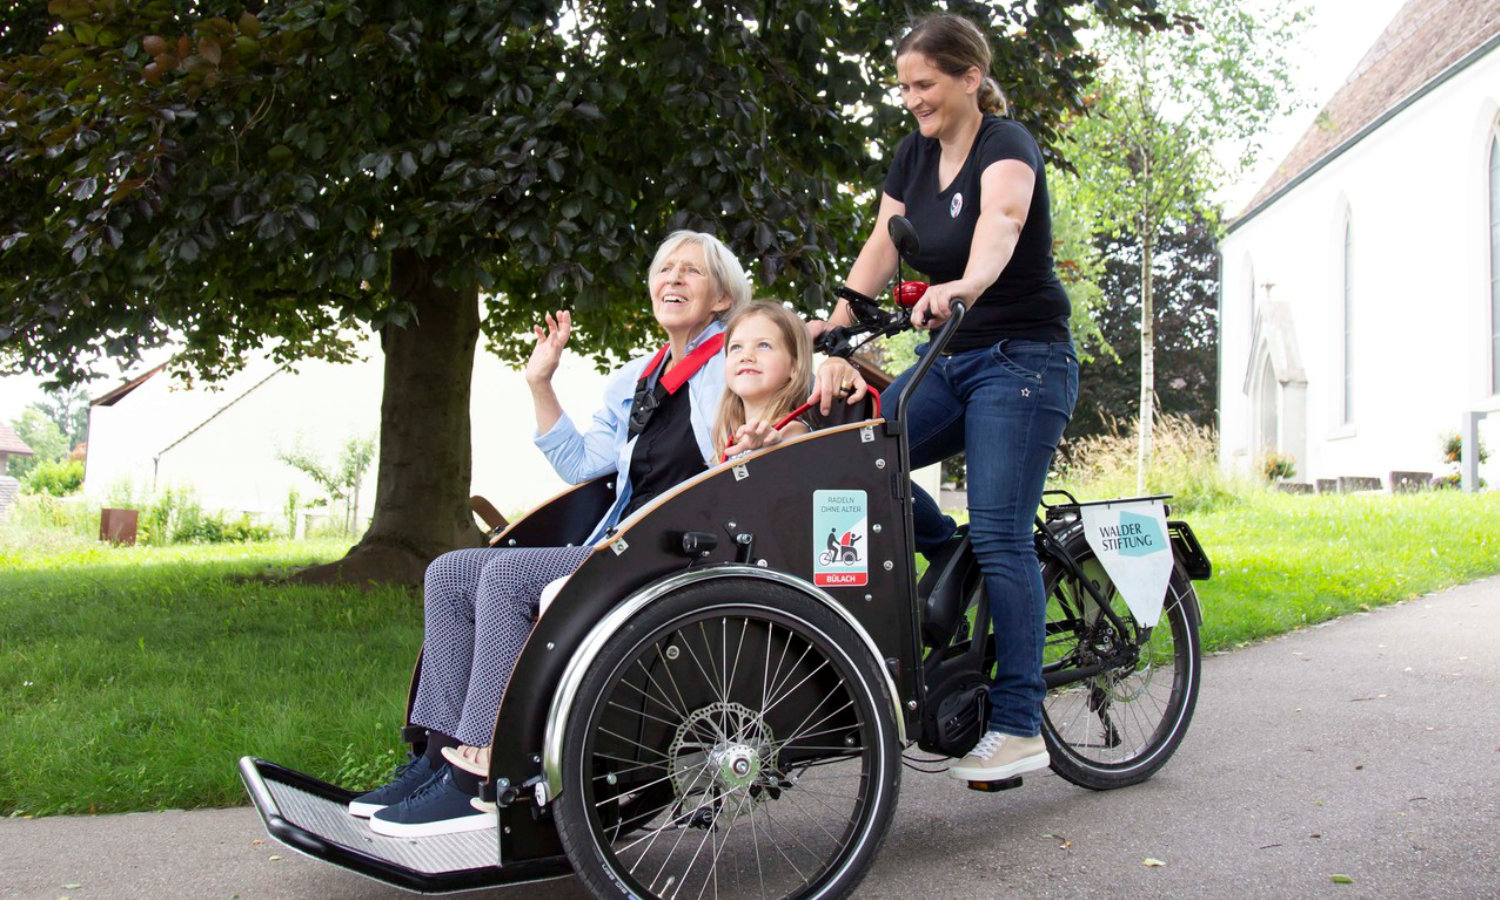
[{"xmin": 533, "ymin": 321, "xmax": 726, "ymax": 544}]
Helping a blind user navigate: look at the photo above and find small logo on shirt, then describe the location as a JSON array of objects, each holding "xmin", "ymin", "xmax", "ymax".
[{"xmin": 950, "ymin": 193, "xmax": 964, "ymax": 218}]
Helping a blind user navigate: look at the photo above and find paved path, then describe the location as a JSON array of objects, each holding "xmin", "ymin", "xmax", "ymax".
[{"xmin": 4, "ymin": 578, "xmax": 1498, "ymax": 900}]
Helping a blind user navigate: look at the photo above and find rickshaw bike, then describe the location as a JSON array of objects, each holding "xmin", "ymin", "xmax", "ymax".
[{"xmin": 240, "ymin": 217, "xmax": 1211, "ymax": 899}]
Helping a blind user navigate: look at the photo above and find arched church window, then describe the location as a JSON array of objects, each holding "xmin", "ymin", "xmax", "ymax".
[
  {"xmin": 1489, "ymin": 129, "xmax": 1499, "ymax": 394},
  {"xmin": 1341, "ymin": 213, "xmax": 1354, "ymax": 424}
]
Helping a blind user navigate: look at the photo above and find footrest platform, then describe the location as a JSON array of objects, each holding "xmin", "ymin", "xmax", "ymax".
[{"xmin": 238, "ymin": 756, "xmax": 569, "ymax": 894}]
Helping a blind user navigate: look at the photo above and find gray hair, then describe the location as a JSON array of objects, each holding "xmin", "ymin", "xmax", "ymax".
[{"xmin": 649, "ymin": 230, "xmax": 752, "ymax": 322}]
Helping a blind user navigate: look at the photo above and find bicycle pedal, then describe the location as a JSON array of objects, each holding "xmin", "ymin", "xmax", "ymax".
[{"xmin": 965, "ymin": 776, "xmax": 1023, "ymax": 793}]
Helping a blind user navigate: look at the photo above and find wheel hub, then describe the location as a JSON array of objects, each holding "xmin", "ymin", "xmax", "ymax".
[
  {"xmin": 710, "ymin": 743, "xmax": 761, "ymax": 789},
  {"xmin": 669, "ymin": 701, "xmax": 778, "ymax": 804}
]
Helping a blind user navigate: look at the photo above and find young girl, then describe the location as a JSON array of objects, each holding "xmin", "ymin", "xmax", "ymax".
[{"xmin": 715, "ymin": 301, "xmax": 815, "ymax": 461}]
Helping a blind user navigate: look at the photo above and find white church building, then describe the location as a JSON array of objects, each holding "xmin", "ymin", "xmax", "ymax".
[{"xmin": 1219, "ymin": 0, "xmax": 1500, "ymax": 489}]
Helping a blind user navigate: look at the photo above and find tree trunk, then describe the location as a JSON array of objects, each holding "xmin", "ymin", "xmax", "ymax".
[
  {"xmin": 292, "ymin": 249, "xmax": 484, "ymax": 586},
  {"xmin": 1136, "ymin": 227, "xmax": 1155, "ymax": 493}
]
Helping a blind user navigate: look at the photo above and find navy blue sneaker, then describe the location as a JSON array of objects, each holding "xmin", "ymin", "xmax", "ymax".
[
  {"xmin": 347, "ymin": 754, "xmax": 439, "ymax": 818},
  {"xmin": 368, "ymin": 766, "xmax": 496, "ymax": 838}
]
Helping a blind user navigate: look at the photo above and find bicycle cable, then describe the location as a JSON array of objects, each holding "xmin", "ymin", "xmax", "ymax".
[{"xmin": 900, "ymin": 751, "xmax": 951, "ymax": 774}]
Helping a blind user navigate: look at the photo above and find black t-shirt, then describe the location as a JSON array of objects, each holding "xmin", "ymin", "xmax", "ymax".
[
  {"xmin": 884, "ymin": 115, "xmax": 1071, "ymax": 350},
  {"xmin": 622, "ymin": 381, "xmax": 704, "ymax": 519}
]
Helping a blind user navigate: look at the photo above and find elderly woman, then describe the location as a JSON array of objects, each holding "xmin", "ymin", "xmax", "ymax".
[{"xmin": 350, "ymin": 230, "xmax": 750, "ymax": 838}]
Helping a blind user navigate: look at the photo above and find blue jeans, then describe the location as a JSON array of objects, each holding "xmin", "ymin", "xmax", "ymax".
[{"xmin": 890, "ymin": 338, "xmax": 1079, "ymax": 737}]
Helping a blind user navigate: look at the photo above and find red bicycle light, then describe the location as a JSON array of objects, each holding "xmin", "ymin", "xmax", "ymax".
[{"xmin": 894, "ymin": 281, "xmax": 927, "ymax": 308}]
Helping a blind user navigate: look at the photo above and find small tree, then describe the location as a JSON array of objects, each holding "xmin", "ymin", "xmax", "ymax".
[
  {"xmin": 1061, "ymin": 0, "xmax": 1305, "ymax": 489},
  {"xmin": 1067, "ymin": 205, "xmax": 1220, "ymax": 440},
  {"xmin": 29, "ymin": 385, "xmax": 90, "ymax": 451},
  {"xmin": 278, "ymin": 436, "xmax": 377, "ymax": 536}
]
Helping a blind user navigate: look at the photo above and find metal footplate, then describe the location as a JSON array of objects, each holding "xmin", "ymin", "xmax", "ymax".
[
  {"xmin": 238, "ymin": 757, "xmax": 569, "ymax": 894},
  {"xmin": 965, "ymin": 775, "xmax": 1024, "ymax": 793}
]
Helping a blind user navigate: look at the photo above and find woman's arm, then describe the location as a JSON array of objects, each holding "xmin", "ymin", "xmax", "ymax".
[
  {"xmin": 526, "ymin": 310, "xmax": 571, "ymax": 435},
  {"xmin": 530, "ymin": 310, "xmax": 632, "ymax": 484},
  {"xmin": 809, "ymin": 194, "xmax": 906, "ymax": 412},
  {"xmin": 908, "ymin": 159, "xmax": 1033, "ymax": 327},
  {"xmin": 812, "ymin": 193, "xmax": 905, "ymax": 335}
]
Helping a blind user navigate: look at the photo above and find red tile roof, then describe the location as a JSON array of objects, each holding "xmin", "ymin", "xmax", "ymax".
[
  {"xmin": 1237, "ymin": 0, "xmax": 1500, "ymax": 221},
  {"xmin": 0, "ymin": 422, "xmax": 34, "ymax": 456}
]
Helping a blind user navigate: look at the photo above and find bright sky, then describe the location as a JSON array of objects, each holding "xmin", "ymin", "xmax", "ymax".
[
  {"xmin": 0, "ymin": 0, "xmax": 1418, "ymax": 427},
  {"xmin": 1221, "ymin": 0, "xmax": 1413, "ymax": 213}
]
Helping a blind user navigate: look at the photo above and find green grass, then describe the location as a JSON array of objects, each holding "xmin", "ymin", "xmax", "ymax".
[
  {"xmin": 2, "ymin": 488, "xmax": 1499, "ymax": 818},
  {"xmin": 1187, "ymin": 490, "xmax": 1500, "ymax": 651},
  {"xmin": 0, "ymin": 534, "xmax": 422, "ymax": 818}
]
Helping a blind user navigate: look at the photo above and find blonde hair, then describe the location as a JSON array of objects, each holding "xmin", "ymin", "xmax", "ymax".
[
  {"xmin": 896, "ymin": 14, "xmax": 1009, "ymax": 117},
  {"xmin": 648, "ymin": 230, "xmax": 752, "ymax": 322},
  {"xmin": 712, "ymin": 301, "xmax": 815, "ymax": 460}
]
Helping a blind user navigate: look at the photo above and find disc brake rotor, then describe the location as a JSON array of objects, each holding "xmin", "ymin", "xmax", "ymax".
[{"xmin": 669, "ymin": 701, "xmax": 778, "ymax": 809}]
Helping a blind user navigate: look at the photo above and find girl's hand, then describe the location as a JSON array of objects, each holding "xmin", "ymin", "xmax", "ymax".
[
  {"xmin": 810, "ymin": 356, "xmax": 867, "ymax": 415},
  {"xmin": 524, "ymin": 311, "xmax": 572, "ymax": 387},
  {"xmin": 724, "ymin": 420, "xmax": 781, "ymax": 458},
  {"xmin": 909, "ymin": 283, "xmax": 964, "ymax": 329}
]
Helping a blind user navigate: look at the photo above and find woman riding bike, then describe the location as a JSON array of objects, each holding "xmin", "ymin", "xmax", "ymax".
[{"xmin": 811, "ymin": 13, "xmax": 1079, "ymax": 784}]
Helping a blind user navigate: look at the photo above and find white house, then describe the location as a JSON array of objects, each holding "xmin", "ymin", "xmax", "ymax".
[
  {"xmin": 1219, "ymin": 0, "xmax": 1500, "ymax": 489},
  {"xmin": 84, "ymin": 334, "xmax": 613, "ymax": 530}
]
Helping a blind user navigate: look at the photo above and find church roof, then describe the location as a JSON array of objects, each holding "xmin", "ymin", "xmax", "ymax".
[{"xmin": 1234, "ymin": 0, "xmax": 1500, "ymax": 226}]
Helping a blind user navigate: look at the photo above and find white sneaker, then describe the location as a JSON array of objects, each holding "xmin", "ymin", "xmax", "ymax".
[{"xmin": 948, "ymin": 730, "xmax": 1050, "ymax": 782}]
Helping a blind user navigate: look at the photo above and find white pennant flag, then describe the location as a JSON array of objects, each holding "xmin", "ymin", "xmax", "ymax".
[{"xmin": 1079, "ymin": 498, "xmax": 1174, "ymax": 627}]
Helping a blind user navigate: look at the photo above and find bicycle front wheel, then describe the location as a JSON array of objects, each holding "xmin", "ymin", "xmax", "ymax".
[
  {"xmin": 1039, "ymin": 532, "xmax": 1202, "ymax": 790},
  {"xmin": 553, "ymin": 579, "xmax": 901, "ymax": 900}
]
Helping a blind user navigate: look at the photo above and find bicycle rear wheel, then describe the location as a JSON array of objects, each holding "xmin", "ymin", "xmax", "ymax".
[{"xmin": 1039, "ymin": 532, "xmax": 1201, "ymax": 790}]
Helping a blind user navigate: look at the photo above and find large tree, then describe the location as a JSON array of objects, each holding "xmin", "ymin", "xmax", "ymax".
[
  {"xmin": 2, "ymin": 0, "xmax": 1167, "ymax": 583},
  {"xmin": 1060, "ymin": 0, "xmax": 1303, "ymax": 489}
]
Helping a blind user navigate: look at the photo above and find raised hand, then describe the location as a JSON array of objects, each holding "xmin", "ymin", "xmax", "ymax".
[{"xmin": 524, "ymin": 310, "xmax": 572, "ymax": 387}]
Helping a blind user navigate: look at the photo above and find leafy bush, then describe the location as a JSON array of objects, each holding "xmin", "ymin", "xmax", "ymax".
[
  {"xmin": 136, "ymin": 486, "xmax": 190, "ymax": 546},
  {"xmin": 21, "ymin": 459, "xmax": 85, "ymax": 496},
  {"xmin": 1431, "ymin": 472, "xmax": 1487, "ymax": 490},
  {"xmin": 2, "ymin": 493, "xmax": 101, "ymax": 541},
  {"xmin": 4, "ymin": 409, "xmax": 67, "ymax": 478},
  {"xmin": 129, "ymin": 486, "xmax": 273, "ymax": 545},
  {"xmin": 172, "ymin": 510, "xmax": 275, "ymax": 544}
]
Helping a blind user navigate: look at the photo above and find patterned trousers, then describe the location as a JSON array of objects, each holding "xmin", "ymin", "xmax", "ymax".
[{"xmin": 408, "ymin": 546, "xmax": 592, "ymax": 746}]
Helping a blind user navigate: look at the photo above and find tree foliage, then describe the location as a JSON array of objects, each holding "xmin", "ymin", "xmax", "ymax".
[
  {"xmin": 28, "ymin": 383, "xmax": 89, "ymax": 449},
  {"xmin": 1068, "ymin": 207, "xmax": 1218, "ymax": 440},
  {"xmin": 2, "ymin": 0, "xmax": 1171, "ymax": 581}
]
